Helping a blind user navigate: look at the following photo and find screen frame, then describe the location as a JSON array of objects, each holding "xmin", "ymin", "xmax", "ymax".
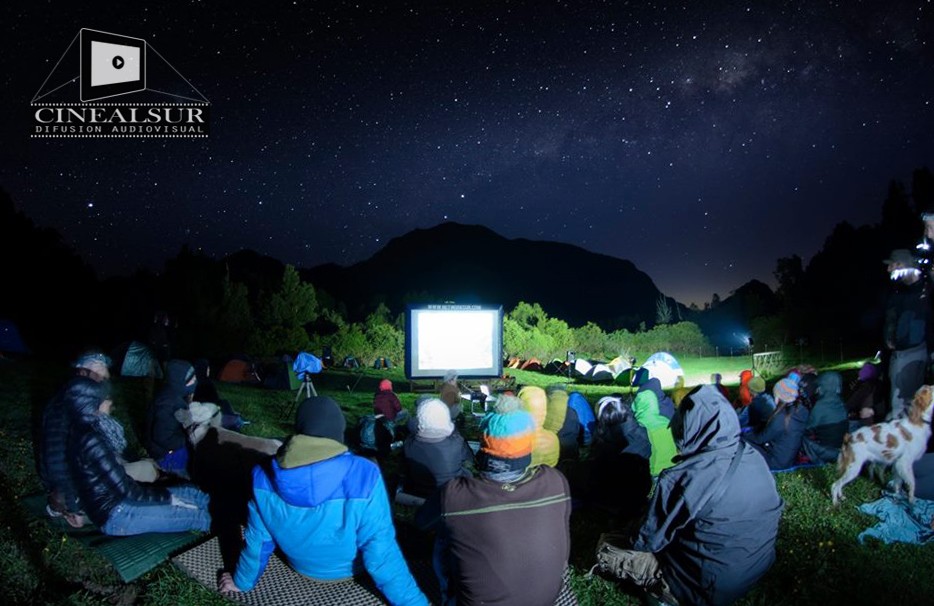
[
  {"xmin": 80, "ymin": 28, "xmax": 147, "ymax": 102},
  {"xmin": 404, "ymin": 303, "xmax": 504, "ymax": 380}
]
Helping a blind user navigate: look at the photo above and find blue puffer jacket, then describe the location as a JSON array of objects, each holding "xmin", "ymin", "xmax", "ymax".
[{"xmin": 233, "ymin": 435, "xmax": 427, "ymax": 605}]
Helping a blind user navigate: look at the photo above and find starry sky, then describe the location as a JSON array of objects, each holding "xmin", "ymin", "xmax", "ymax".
[{"xmin": 2, "ymin": 0, "xmax": 933, "ymax": 306}]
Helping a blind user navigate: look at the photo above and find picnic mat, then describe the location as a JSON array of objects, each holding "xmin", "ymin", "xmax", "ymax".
[
  {"xmin": 173, "ymin": 535, "xmax": 578, "ymax": 605},
  {"xmin": 857, "ymin": 494, "xmax": 934, "ymax": 545},
  {"xmin": 20, "ymin": 492, "xmax": 206, "ymax": 582}
]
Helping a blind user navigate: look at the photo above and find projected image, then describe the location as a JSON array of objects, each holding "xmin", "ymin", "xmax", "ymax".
[
  {"xmin": 405, "ymin": 304, "xmax": 503, "ymax": 379},
  {"xmin": 417, "ymin": 311, "xmax": 494, "ymax": 370}
]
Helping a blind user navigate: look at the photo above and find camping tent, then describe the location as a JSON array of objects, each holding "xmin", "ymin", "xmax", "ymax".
[
  {"xmin": 111, "ymin": 341, "xmax": 163, "ymax": 379},
  {"xmin": 218, "ymin": 357, "xmax": 260, "ymax": 384},
  {"xmin": 0, "ymin": 319, "xmax": 28, "ymax": 354},
  {"xmin": 640, "ymin": 352, "xmax": 684, "ymax": 389},
  {"xmin": 373, "ymin": 356, "xmax": 393, "ymax": 369}
]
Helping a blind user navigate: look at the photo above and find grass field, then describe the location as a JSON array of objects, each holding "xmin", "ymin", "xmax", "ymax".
[{"xmin": 0, "ymin": 357, "xmax": 931, "ymax": 605}]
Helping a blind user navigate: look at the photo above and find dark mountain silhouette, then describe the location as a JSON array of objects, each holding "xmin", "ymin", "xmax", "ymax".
[
  {"xmin": 301, "ymin": 222, "xmax": 673, "ymax": 331},
  {"xmin": 689, "ymin": 279, "xmax": 780, "ymax": 351}
]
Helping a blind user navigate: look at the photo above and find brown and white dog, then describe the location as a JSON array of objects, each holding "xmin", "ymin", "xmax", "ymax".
[{"xmin": 831, "ymin": 384, "xmax": 934, "ymax": 505}]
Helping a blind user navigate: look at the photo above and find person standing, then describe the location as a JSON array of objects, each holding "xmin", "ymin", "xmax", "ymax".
[{"xmin": 883, "ymin": 248, "xmax": 931, "ymax": 419}]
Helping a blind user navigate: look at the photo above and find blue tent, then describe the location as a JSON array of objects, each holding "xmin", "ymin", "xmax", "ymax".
[
  {"xmin": 112, "ymin": 340, "xmax": 163, "ymax": 379},
  {"xmin": 0, "ymin": 319, "xmax": 28, "ymax": 353}
]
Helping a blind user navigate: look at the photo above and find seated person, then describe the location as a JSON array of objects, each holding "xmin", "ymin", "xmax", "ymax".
[
  {"xmin": 193, "ymin": 358, "xmax": 247, "ymax": 430},
  {"xmin": 518, "ymin": 385, "xmax": 564, "ymax": 467},
  {"xmin": 439, "ymin": 370, "xmax": 462, "ymax": 421},
  {"xmin": 65, "ymin": 377, "xmax": 211, "ymax": 535},
  {"xmin": 144, "ymin": 359, "xmax": 198, "ymax": 476},
  {"xmin": 711, "ymin": 372, "xmax": 731, "ymax": 403},
  {"xmin": 219, "ymin": 396, "xmax": 427, "ymax": 605},
  {"xmin": 416, "ymin": 395, "xmax": 571, "ymax": 606},
  {"xmin": 595, "ymin": 385, "xmax": 783, "ymax": 606},
  {"xmin": 740, "ymin": 376, "xmax": 773, "ymax": 431},
  {"xmin": 801, "ymin": 371, "xmax": 848, "ymax": 464},
  {"xmin": 632, "ymin": 387, "xmax": 678, "ymax": 476},
  {"xmin": 374, "ymin": 379, "xmax": 409, "ymax": 426},
  {"xmin": 567, "ymin": 391, "xmax": 596, "ymax": 446},
  {"xmin": 38, "ymin": 350, "xmax": 113, "ymax": 524},
  {"xmin": 401, "ymin": 398, "xmax": 474, "ymax": 498},
  {"xmin": 735, "ymin": 369, "xmax": 755, "ymax": 409},
  {"xmin": 635, "ymin": 377, "xmax": 676, "ymax": 420},
  {"xmin": 586, "ymin": 396, "xmax": 652, "ymax": 517},
  {"xmin": 745, "ymin": 378, "xmax": 810, "ymax": 470}
]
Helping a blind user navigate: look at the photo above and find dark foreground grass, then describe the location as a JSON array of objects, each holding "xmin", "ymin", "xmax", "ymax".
[{"xmin": 1, "ymin": 361, "xmax": 932, "ymax": 605}]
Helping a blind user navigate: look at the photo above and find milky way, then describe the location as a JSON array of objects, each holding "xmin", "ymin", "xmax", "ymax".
[{"xmin": 2, "ymin": 0, "xmax": 932, "ymax": 306}]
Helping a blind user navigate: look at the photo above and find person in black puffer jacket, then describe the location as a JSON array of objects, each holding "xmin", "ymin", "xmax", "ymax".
[
  {"xmin": 37, "ymin": 351, "xmax": 112, "ymax": 525},
  {"xmin": 65, "ymin": 377, "xmax": 211, "ymax": 535}
]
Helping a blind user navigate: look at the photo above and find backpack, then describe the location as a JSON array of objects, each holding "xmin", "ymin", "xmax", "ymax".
[{"xmin": 357, "ymin": 414, "xmax": 394, "ymax": 455}]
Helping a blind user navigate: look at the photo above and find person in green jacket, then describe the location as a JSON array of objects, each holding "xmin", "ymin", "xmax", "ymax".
[{"xmin": 632, "ymin": 389, "xmax": 677, "ymax": 476}]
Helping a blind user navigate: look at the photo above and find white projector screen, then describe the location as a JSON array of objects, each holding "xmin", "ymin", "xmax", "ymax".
[{"xmin": 405, "ymin": 304, "xmax": 503, "ymax": 379}]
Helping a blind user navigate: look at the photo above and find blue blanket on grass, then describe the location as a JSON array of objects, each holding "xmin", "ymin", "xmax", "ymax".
[{"xmin": 857, "ymin": 495, "xmax": 934, "ymax": 545}]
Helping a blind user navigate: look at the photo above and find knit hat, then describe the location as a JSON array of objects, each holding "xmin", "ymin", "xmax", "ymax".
[
  {"xmin": 295, "ymin": 396, "xmax": 346, "ymax": 443},
  {"xmin": 773, "ymin": 378, "xmax": 799, "ymax": 404},
  {"xmin": 748, "ymin": 376, "xmax": 766, "ymax": 394},
  {"xmin": 416, "ymin": 398, "xmax": 454, "ymax": 441},
  {"xmin": 378, "ymin": 379, "xmax": 393, "ymax": 392},
  {"xmin": 858, "ymin": 362, "xmax": 880, "ymax": 382},
  {"xmin": 478, "ymin": 395, "xmax": 535, "ymax": 475},
  {"xmin": 74, "ymin": 351, "xmax": 112, "ymax": 381}
]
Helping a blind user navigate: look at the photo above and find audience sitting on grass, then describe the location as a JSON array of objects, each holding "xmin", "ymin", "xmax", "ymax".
[
  {"xmin": 846, "ymin": 362, "xmax": 886, "ymax": 429},
  {"xmin": 801, "ymin": 371, "xmax": 849, "ymax": 464},
  {"xmin": 595, "ymin": 385, "xmax": 783, "ymax": 606},
  {"xmin": 416, "ymin": 395, "xmax": 571, "ymax": 606},
  {"xmin": 65, "ymin": 377, "xmax": 211, "ymax": 535},
  {"xmin": 219, "ymin": 396, "xmax": 428, "ymax": 605},
  {"xmin": 632, "ymin": 385, "xmax": 678, "ymax": 476},
  {"xmin": 518, "ymin": 385, "xmax": 563, "ymax": 467},
  {"xmin": 439, "ymin": 369, "xmax": 462, "ymax": 421},
  {"xmin": 745, "ymin": 377, "xmax": 810, "ymax": 470},
  {"xmin": 400, "ymin": 398, "xmax": 474, "ymax": 499},
  {"xmin": 735, "ymin": 369, "xmax": 755, "ymax": 410},
  {"xmin": 144, "ymin": 359, "xmax": 199, "ymax": 477},
  {"xmin": 192, "ymin": 358, "xmax": 248, "ymax": 431}
]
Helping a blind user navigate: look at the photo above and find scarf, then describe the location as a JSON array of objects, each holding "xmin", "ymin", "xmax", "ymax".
[{"xmin": 95, "ymin": 414, "xmax": 128, "ymax": 456}]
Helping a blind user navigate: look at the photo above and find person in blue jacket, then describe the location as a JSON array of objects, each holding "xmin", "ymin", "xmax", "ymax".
[
  {"xmin": 219, "ymin": 396, "xmax": 427, "ymax": 606},
  {"xmin": 567, "ymin": 391, "xmax": 596, "ymax": 446}
]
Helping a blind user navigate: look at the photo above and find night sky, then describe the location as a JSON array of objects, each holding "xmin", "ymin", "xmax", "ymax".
[{"xmin": 2, "ymin": 1, "xmax": 933, "ymax": 306}]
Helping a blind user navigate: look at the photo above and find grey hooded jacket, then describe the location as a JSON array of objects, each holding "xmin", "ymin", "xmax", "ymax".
[{"xmin": 633, "ymin": 385, "xmax": 783, "ymax": 606}]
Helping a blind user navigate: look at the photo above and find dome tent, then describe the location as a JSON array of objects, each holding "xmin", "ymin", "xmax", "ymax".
[{"xmin": 639, "ymin": 351, "xmax": 684, "ymax": 389}]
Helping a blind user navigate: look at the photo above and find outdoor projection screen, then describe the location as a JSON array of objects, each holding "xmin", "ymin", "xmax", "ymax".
[{"xmin": 405, "ymin": 304, "xmax": 503, "ymax": 379}]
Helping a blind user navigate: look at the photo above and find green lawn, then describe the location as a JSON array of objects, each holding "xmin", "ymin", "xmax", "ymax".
[{"xmin": 0, "ymin": 358, "xmax": 931, "ymax": 605}]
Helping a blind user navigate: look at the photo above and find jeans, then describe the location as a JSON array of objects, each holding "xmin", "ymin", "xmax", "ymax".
[{"xmin": 101, "ymin": 485, "xmax": 211, "ymax": 536}]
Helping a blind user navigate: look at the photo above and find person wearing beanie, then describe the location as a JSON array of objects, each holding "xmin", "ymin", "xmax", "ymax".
[
  {"xmin": 632, "ymin": 387, "xmax": 678, "ymax": 476},
  {"xmin": 416, "ymin": 395, "xmax": 572, "ymax": 606},
  {"xmin": 801, "ymin": 372, "xmax": 849, "ymax": 464},
  {"xmin": 745, "ymin": 378, "xmax": 810, "ymax": 470},
  {"xmin": 373, "ymin": 378, "xmax": 406, "ymax": 422},
  {"xmin": 144, "ymin": 359, "xmax": 198, "ymax": 477},
  {"xmin": 596, "ymin": 385, "xmax": 783, "ymax": 606},
  {"xmin": 220, "ymin": 396, "xmax": 428, "ymax": 605},
  {"xmin": 401, "ymin": 398, "xmax": 474, "ymax": 498},
  {"xmin": 518, "ymin": 385, "xmax": 561, "ymax": 467},
  {"xmin": 846, "ymin": 362, "xmax": 886, "ymax": 428},
  {"xmin": 735, "ymin": 369, "xmax": 754, "ymax": 409},
  {"xmin": 742, "ymin": 376, "xmax": 775, "ymax": 433}
]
